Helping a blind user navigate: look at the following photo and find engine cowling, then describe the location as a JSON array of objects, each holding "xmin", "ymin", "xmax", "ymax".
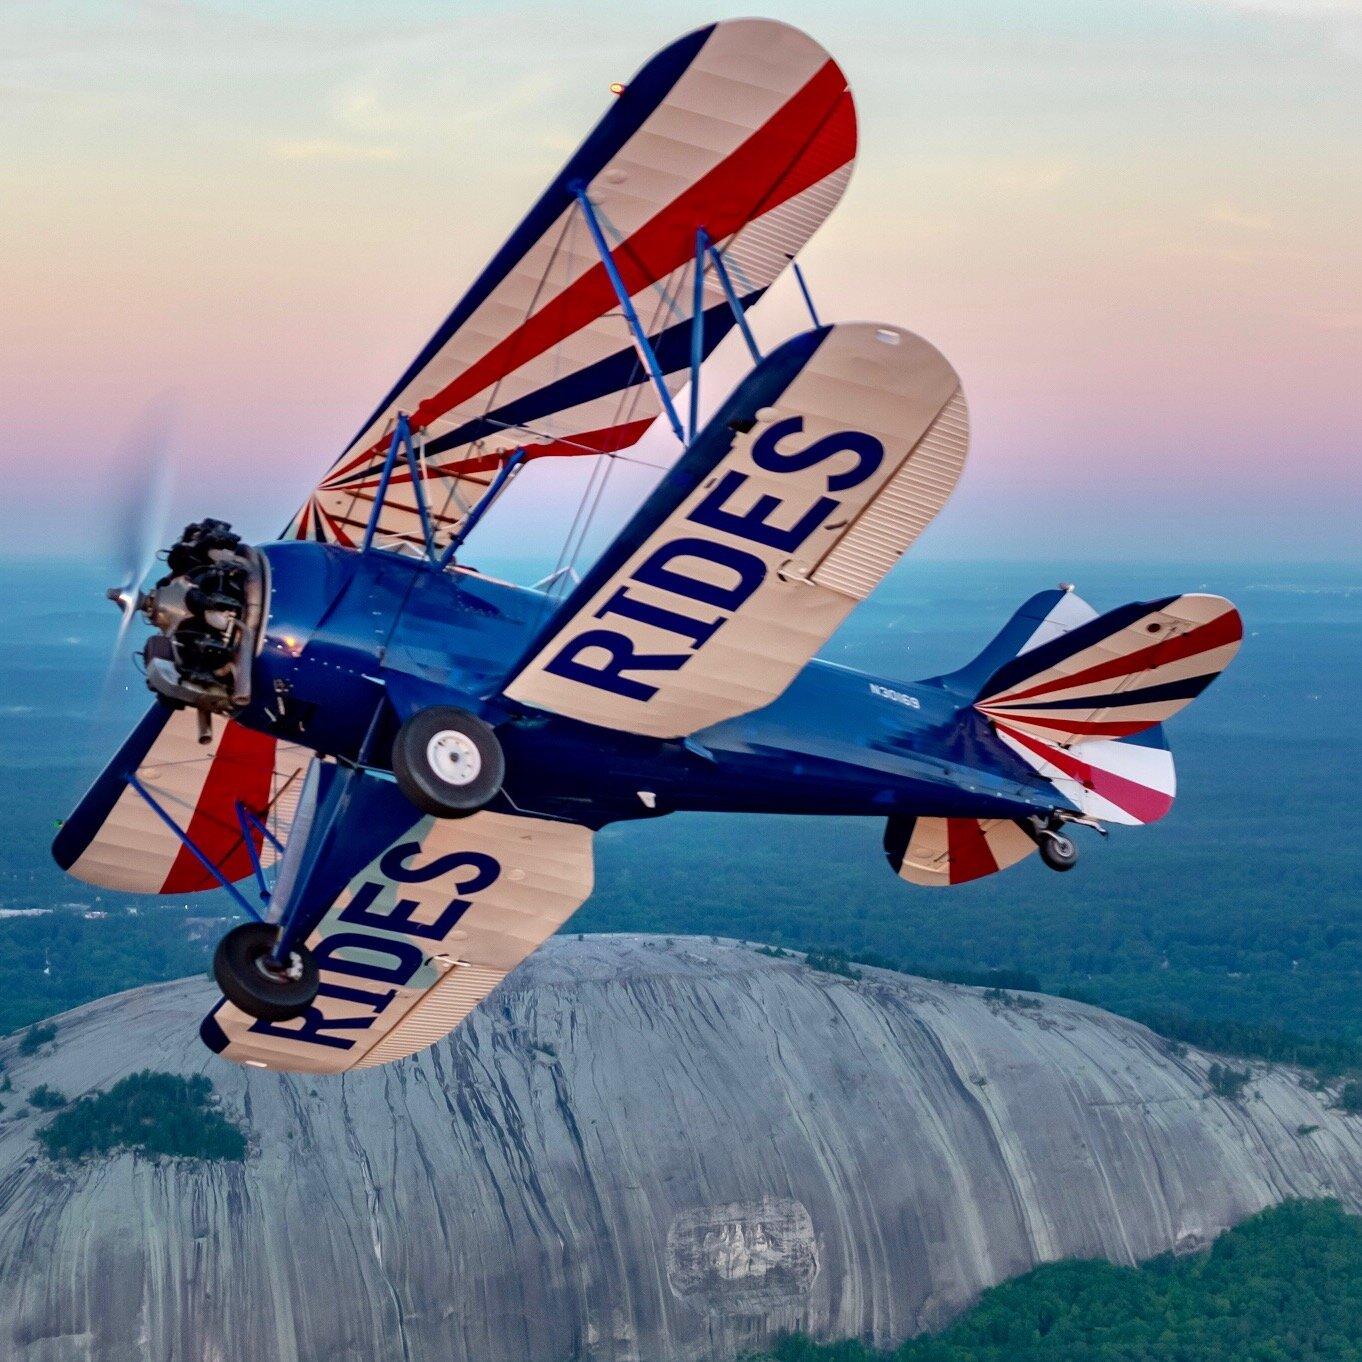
[{"xmin": 135, "ymin": 519, "xmax": 265, "ymax": 712}]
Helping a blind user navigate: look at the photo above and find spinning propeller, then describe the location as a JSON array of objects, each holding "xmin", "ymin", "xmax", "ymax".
[{"xmin": 100, "ymin": 407, "xmax": 174, "ymax": 708}]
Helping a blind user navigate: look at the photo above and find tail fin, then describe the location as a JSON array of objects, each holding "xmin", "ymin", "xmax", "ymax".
[{"xmin": 928, "ymin": 585, "xmax": 1100, "ymax": 698}]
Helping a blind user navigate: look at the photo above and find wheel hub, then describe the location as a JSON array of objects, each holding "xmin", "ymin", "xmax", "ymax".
[
  {"xmin": 426, "ymin": 730, "xmax": 482, "ymax": 787},
  {"xmin": 254, "ymin": 950, "xmax": 304, "ymax": 984}
]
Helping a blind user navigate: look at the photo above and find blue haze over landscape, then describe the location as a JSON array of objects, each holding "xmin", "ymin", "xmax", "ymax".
[{"xmin": 4, "ymin": 553, "xmax": 1358, "ymax": 1039}]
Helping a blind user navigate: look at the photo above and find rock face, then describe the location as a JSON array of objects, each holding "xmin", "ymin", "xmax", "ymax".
[{"xmin": 3, "ymin": 935, "xmax": 1362, "ymax": 1362}]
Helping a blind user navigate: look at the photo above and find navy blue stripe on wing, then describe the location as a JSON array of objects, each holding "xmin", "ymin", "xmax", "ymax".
[
  {"xmin": 422, "ymin": 289, "xmax": 763, "ymax": 458},
  {"xmin": 322, "ymin": 289, "xmax": 763, "ymax": 489},
  {"xmin": 51, "ymin": 703, "xmax": 173, "ymax": 869}
]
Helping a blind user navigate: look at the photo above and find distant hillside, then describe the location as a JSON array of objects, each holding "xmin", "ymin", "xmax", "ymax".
[{"xmin": 2, "ymin": 936, "xmax": 1362, "ymax": 1362}]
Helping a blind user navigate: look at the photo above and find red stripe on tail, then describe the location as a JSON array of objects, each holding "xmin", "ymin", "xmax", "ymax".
[
  {"xmin": 986, "ymin": 607, "xmax": 1242, "ymax": 706},
  {"xmin": 998, "ymin": 724, "xmax": 1175, "ymax": 825}
]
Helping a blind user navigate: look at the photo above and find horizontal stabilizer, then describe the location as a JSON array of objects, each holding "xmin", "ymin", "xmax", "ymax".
[
  {"xmin": 975, "ymin": 593, "xmax": 1242, "ymax": 747},
  {"xmin": 885, "ymin": 815, "xmax": 1036, "ymax": 887}
]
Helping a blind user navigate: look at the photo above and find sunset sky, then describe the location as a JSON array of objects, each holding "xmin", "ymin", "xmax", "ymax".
[{"xmin": 3, "ymin": 0, "xmax": 1358, "ymax": 568}]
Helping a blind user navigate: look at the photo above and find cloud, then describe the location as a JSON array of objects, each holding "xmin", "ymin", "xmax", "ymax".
[
  {"xmin": 268, "ymin": 138, "xmax": 403, "ymax": 163},
  {"xmin": 1206, "ymin": 203, "xmax": 1275, "ymax": 231},
  {"xmin": 335, "ymin": 89, "xmax": 401, "ymax": 134}
]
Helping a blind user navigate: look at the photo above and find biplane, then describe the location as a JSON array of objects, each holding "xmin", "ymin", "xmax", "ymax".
[{"xmin": 53, "ymin": 20, "xmax": 1242, "ymax": 1074}]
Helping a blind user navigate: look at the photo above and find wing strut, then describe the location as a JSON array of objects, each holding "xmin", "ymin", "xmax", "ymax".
[
  {"xmin": 360, "ymin": 412, "xmax": 439, "ymax": 556},
  {"xmin": 360, "ymin": 410, "xmax": 528, "ymax": 568},
  {"xmin": 790, "ymin": 256, "xmax": 822, "ymax": 327},
  {"xmin": 700, "ymin": 228, "xmax": 763, "ymax": 365},
  {"xmin": 436, "ymin": 448, "xmax": 526, "ymax": 567},
  {"xmin": 236, "ymin": 801, "xmax": 284, "ymax": 901},
  {"xmin": 572, "ymin": 181, "xmax": 687, "ymax": 444},
  {"xmin": 573, "ymin": 184, "xmax": 772, "ymax": 452},
  {"xmin": 356, "ymin": 200, "xmax": 788, "ymax": 568}
]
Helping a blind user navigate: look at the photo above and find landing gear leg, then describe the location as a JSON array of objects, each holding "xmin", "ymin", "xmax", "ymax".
[{"xmin": 211, "ymin": 754, "xmax": 362, "ymax": 1019}]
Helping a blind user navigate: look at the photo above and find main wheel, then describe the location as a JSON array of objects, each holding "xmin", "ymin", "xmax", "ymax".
[
  {"xmin": 391, "ymin": 706, "xmax": 505, "ymax": 818},
  {"xmin": 1038, "ymin": 831, "xmax": 1078, "ymax": 872},
  {"xmin": 213, "ymin": 922, "xmax": 319, "ymax": 1021}
]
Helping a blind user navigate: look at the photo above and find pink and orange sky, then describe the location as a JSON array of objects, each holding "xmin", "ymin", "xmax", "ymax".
[{"xmin": 4, "ymin": 0, "xmax": 1358, "ymax": 564}]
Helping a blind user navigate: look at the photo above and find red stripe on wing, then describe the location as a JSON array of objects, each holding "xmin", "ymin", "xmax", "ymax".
[
  {"xmin": 329, "ymin": 61, "xmax": 854, "ymax": 485},
  {"xmin": 345, "ymin": 417, "xmax": 660, "ymax": 490},
  {"xmin": 161, "ymin": 722, "xmax": 278, "ymax": 894}
]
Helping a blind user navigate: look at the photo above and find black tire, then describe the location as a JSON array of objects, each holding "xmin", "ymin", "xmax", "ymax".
[
  {"xmin": 391, "ymin": 706, "xmax": 505, "ymax": 818},
  {"xmin": 213, "ymin": 922, "xmax": 319, "ymax": 1021},
  {"xmin": 1039, "ymin": 832, "xmax": 1078, "ymax": 872}
]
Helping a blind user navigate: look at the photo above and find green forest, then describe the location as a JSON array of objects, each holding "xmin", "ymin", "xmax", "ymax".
[
  {"xmin": 758, "ymin": 1201, "xmax": 1362, "ymax": 1362},
  {"xmin": 0, "ymin": 908, "xmax": 213, "ymax": 1035},
  {"xmin": 37, "ymin": 1070, "xmax": 245, "ymax": 1162}
]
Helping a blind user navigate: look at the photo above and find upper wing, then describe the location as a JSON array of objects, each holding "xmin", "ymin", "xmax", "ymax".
[
  {"xmin": 499, "ymin": 322, "xmax": 969, "ymax": 738},
  {"xmin": 52, "ymin": 706, "xmax": 309, "ymax": 894},
  {"xmin": 288, "ymin": 18, "xmax": 856, "ymax": 552},
  {"xmin": 201, "ymin": 780, "xmax": 593, "ymax": 1073}
]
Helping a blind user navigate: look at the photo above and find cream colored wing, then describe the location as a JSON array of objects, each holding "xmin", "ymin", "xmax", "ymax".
[{"xmin": 202, "ymin": 806, "xmax": 593, "ymax": 1074}]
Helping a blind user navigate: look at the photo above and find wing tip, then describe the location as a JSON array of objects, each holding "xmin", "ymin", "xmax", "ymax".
[{"xmin": 199, "ymin": 1007, "xmax": 231, "ymax": 1056}]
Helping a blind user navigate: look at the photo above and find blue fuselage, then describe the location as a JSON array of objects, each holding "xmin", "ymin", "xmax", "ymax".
[{"xmin": 237, "ymin": 542, "xmax": 1057, "ymax": 829}]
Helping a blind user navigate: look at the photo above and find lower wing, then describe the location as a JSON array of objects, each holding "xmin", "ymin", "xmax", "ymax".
[
  {"xmin": 200, "ymin": 775, "xmax": 593, "ymax": 1073},
  {"xmin": 52, "ymin": 706, "xmax": 309, "ymax": 894}
]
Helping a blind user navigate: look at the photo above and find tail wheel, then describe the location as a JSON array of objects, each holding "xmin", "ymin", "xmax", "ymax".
[
  {"xmin": 1038, "ymin": 831, "xmax": 1078, "ymax": 872},
  {"xmin": 213, "ymin": 922, "xmax": 319, "ymax": 1021},
  {"xmin": 392, "ymin": 706, "xmax": 505, "ymax": 818}
]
